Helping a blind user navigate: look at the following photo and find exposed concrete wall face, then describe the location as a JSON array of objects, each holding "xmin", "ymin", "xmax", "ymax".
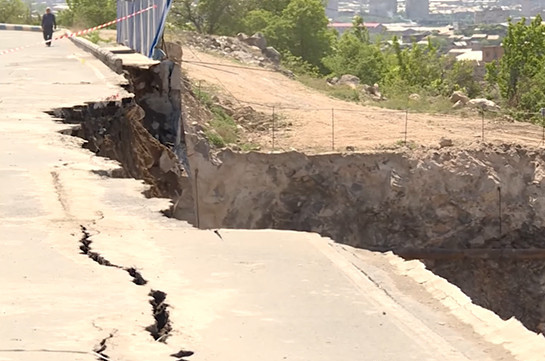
[
  {"xmin": 52, "ymin": 47, "xmax": 195, "ymax": 222},
  {"xmin": 183, "ymin": 143, "xmax": 545, "ymax": 332},
  {"xmin": 52, "ymin": 99, "xmax": 188, "ymax": 200},
  {"xmin": 124, "ymin": 60, "xmax": 183, "ymax": 149},
  {"xmin": 187, "ymin": 145, "xmax": 545, "ymax": 249},
  {"xmin": 429, "ymin": 257, "xmax": 545, "ymax": 333},
  {"xmin": 119, "ymin": 48, "xmax": 194, "ymax": 221}
]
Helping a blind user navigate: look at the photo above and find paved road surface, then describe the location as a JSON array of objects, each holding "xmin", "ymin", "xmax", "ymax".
[{"xmin": 0, "ymin": 31, "xmax": 539, "ymax": 361}]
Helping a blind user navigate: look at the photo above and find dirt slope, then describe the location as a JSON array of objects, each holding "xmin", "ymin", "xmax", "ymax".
[{"xmin": 182, "ymin": 47, "xmax": 545, "ymax": 152}]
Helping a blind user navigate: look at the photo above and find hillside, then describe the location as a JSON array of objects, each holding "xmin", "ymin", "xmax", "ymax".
[{"xmin": 181, "ymin": 46, "xmax": 545, "ymax": 153}]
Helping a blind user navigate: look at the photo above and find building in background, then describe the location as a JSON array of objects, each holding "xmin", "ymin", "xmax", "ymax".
[
  {"xmin": 474, "ymin": 7, "xmax": 510, "ymax": 24},
  {"xmin": 328, "ymin": 22, "xmax": 387, "ymax": 35},
  {"xmin": 326, "ymin": 0, "xmax": 339, "ymax": 19},
  {"xmin": 482, "ymin": 45, "xmax": 504, "ymax": 62},
  {"xmin": 521, "ymin": 0, "xmax": 545, "ymax": 16},
  {"xmin": 369, "ymin": 0, "xmax": 397, "ymax": 18},
  {"xmin": 406, "ymin": 0, "xmax": 429, "ymax": 21},
  {"xmin": 117, "ymin": 0, "xmax": 172, "ymax": 58}
]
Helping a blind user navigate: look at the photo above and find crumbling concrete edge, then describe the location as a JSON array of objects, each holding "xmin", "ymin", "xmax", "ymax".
[
  {"xmin": 69, "ymin": 34, "xmax": 123, "ymax": 74},
  {"xmin": 384, "ymin": 251, "xmax": 545, "ymax": 360}
]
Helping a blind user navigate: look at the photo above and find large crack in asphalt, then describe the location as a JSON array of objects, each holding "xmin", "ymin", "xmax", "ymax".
[
  {"xmin": 79, "ymin": 226, "xmax": 194, "ymax": 357},
  {"xmin": 79, "ymin": 225, "xmax": 148, "ymax": 285},
  {"xmin": 93, "ymin": 332, "xmax": 115, "ymax": 361},
  {"xmin": 146, "ymin": 290, "xmax": 173, "ymax": 343}
]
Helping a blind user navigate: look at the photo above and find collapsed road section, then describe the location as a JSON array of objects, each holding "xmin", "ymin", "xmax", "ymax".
[
  {"xmin": 181, "ymin": 143, "xmax": 545, "ymax": 334},
  {"xmin": 52, "ymin": 43, "xmax": 545, "ymax": 343}
]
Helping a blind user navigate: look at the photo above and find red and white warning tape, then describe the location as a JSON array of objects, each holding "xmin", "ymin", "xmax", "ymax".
[
  {"xmin": 0, "ymin": 5, "xmax": 157, "ymax": 56},
  {"xmin": 0, "ymin": 44, "xmax": 32, "ymax": 55}
]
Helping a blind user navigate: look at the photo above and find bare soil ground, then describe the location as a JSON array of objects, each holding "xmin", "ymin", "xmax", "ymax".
[{"xmin": 182, "ymin": 47, "xmax": 545, "ymax": 153}]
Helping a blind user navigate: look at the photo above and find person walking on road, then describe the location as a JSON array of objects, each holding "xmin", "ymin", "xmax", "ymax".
[{"xmin": 41, "ymin": 7, "xmax": 56, "ymax": 47}]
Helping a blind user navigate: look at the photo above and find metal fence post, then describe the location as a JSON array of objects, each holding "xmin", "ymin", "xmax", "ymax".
[
  {"xmin": 498, "ymin": 186, "xmax": 502, "ymax": 238},
  {"xmin": 540, "ymin": 108, "xmax": 545, "ymax": 146},
  {"xmin": 331, "ymin": 108, "xmax": 335, "ymax": 151},
  {"xmin": 481, "ymin": 109, "xmax": 485, "ymax": 141},
  {"xmin": 194, "ymin": 168, "xmax": 200, "ymax": 229},
  {"xmin": 404, "ymin": 109, "xmax": 408, "ymax": 144},
  {"xmin": 272, "ymin": 106, "xmax": 276, "ymax": 151}
]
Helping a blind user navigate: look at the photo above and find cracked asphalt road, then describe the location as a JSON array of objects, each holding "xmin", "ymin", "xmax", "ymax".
[{"xmin": 1, "ymin": 31, "xmax": 543, "ymax": 361}]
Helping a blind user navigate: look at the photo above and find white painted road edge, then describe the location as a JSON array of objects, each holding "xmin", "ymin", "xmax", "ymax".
[{"xmin": 381, "ymin": 248, "xmax": 545, "ymax": 359}]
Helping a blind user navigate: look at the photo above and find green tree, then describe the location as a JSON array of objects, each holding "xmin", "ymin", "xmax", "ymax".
[
  {"xmin": 242, "ymin": 9, "xmax": 278, "ymax": 35},
  {"xmin": 351, "ymin": 15, "xmax": 369, "ymax": 43},
  {"xmin": 405, "ymin": 40, "xmax": 442, "ymax": 87},
  {"xmin": 518, "ymin": 67, "xmax": 545, "ymax": 113},
  {"xmin": 238, "ymin": 0, "xmax": 333, "ymax": 69},
  {"xmin": 0, "ymin": 0, "xmax": 29, "ymax": 24},
  {"xmin": 387, "ymin": 39, "xmax": 444, "ymax": 92},
  {"xmin": 270, "ymin": 0, "xmax": 334, "ymax": 68},
  {"xmin": 391, "ymin": 35, "xmax": 405, "ymax": 75},
  {"xmin": 64, "ymin": 0, "xmax": 116, "ymax": 28},
  {"xmin": 322, "ymin": 16, "xmax": 386, "ymax": 84},
  {"xmin": 495, "ymin": 16, "xmax": 545, "ymax": 108},
  {"xmin": 443, "ymin": 60, "xmax": 481, "ymax": 98},
  {"xmin": 171, "ymin": 0, "xmax": 254, "ymax": 34},
  {"xmin": 244, "ymin": 0, "xmax": 291, "ymax": 15}
]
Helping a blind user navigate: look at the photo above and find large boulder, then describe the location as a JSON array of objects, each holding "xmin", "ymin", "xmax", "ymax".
[
  {"xmin": 164, "ymin": 42, "xmax": 183, "ymax": 62},
  {"xmin": 263, "ymin": 46, "xmax": 281, "ymax": 64},
  {"xmin": 232, "ymin": 51, "xmax": 254, "ymax": 64},
  {"xmin": 361, "ymin": 83, "xmax": 384, "ymax": 101},
  {"xmin": 236, "ymin": 32, "xmax": 249, "ymax": 42},
  {"xmin": 439, "ymin": 137, "xmax": 454, "ymax": 148},
  {"xmin": 326, "ymin": 77, "xmax": 339, "ymax": 86},
  {"xmin": 337, "ymin": 74, "xmax": 360, "ymax": 88},
  {"xmin": 279, "ymin": 68, "xmax": 295, "ymax": 79},
  {"xmin": 243, "ymin": 32, "xmax": 267, "ymax": 50},
  {"xmin": 468, "ymin": 98, "xmax": 501, "ymax": 112},
  {"xmin": 452, "ymin": 100, "xmax": 465, "ymax": 109},
  {"xmin": 450, "ymin": 91, "xmax": 469, "ymax": 104}
]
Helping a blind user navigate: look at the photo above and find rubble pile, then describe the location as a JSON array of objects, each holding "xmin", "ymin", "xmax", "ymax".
[
  {"xmin": 184, "ymin": 32, "xmax": 284, "ymax": 69},
  {"xmin": 327, "ymin": 74, "xmax": 386, "ymax": 101}
]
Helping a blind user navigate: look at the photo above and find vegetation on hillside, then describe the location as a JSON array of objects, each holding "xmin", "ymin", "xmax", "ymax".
[
  {"xmin": 0, "ymin": 0, "xmax": 37, "ymax": 24},
  {"xmin": 57, "ymin": 0, "xmax": 116, "ymax": 28},
  {"xmin": 0, "ymin": 0, "xmax": 116, "ymax": 27},
  {"xmin": 486, "ymin": 15, "xmax": 545, "ymax": 117},
  {"xmin": 5, "ymin": 0, "xmax": 542, "ymax": 118},
  {"xmin": 171, "ymin": 0, "xmax": 545, "ymax": 119}
]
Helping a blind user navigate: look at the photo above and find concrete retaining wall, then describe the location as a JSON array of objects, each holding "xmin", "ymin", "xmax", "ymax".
[{"xmin": 69, "ymin": 35, "xmax": 123, "ymax": 74}]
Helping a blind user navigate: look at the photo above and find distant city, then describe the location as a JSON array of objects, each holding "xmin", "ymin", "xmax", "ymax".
[
  {"xmin": 29, "ymin": 0, "xmax": 545, "ymax": 25},
  {"xmin": 26, "ymin": 0, "xmax": 69, "ymax": 14},
  {"xmin": 324, "ymin": 0, "xmax": 545, "ymax": 64},
  {"xmin": 326, "ymin": 0, "xmax": 545, "ymax": 24}
]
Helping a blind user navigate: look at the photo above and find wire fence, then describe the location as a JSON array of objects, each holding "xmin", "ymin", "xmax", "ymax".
[
  {"xmin": 190, "ymin": 84, "xmax": 545, "ymax": 152},
  {"xmin": 184, "ymin": 56, "xmax": 545, "ymax": 152},
  {"xmin": 264, "ymin": 106, "xmax": 545, "ymax": 152}
]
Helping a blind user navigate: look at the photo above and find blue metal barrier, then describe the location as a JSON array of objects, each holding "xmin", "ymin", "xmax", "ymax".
[{"xmin": 117, "ymin": 0, "xmax": 172, "ymax": 58}]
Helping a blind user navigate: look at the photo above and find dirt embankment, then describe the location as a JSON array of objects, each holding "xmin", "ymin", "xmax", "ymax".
[
  {"xmin": 52, "ymin": 99, "xmax": 189, "ymax": 200},
  {"xmin": 181, "ymin": 48, "xmax": 545, "ymax": 152}
]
